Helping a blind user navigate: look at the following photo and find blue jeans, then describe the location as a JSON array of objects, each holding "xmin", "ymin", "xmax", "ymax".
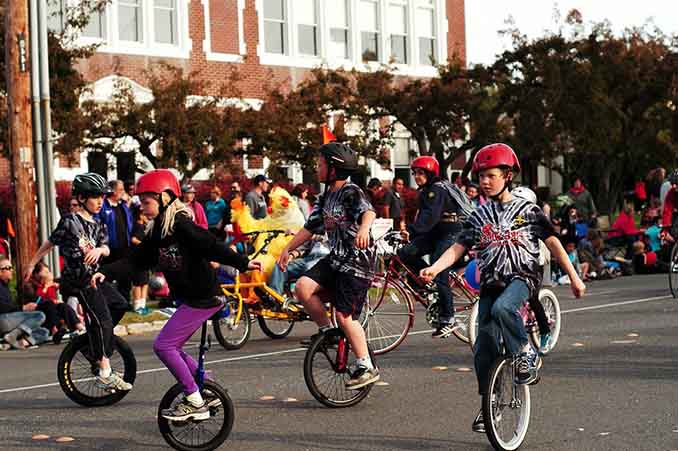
[
  {"xmin": 0, "ymin": 311, "xmax": 50, "ymax": 345},
  {"xmin": 269, "ymin": 256, "xmax": 324, "ymax": 295},
  {"xmin": 474, "ymin": 279, "xmax": 530, "ymax": 394},
  {"xmin": 398, "ymin": 232, "xmax": 457, "ymax": 324}
]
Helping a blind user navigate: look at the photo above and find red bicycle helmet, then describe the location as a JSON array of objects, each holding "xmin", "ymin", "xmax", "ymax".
[
  {"xmin": 136, "ymin": 169, "xmax": 182, "ymax": 197},
  {"xmin": 411, "ymin": 156, "xmax": 440, "ymax": 177},
  {"xmin": 472, "ymin": 143, "xmax": 521, "ymax": 173}
]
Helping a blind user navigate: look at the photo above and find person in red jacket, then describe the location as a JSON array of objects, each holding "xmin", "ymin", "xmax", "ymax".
[{"xmin": 661, "ymin": 170, "xmax": 678, "ymax": 241}]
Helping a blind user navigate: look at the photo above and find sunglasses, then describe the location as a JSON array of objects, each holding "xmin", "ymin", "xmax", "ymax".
[{"xmin": 0, "ymin": 266, "xmax": 12, "ymax": 271}]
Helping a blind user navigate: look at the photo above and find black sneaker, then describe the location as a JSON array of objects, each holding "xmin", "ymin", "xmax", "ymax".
[
  {"xmin": 431, "ymin": 320, "xmax": 460, "ymax": 338},
  {"xmin": 515, "ymin": 347, "xmax": 540, "ymax": 385},
  {"xmin": 472, "ymin": 409, "xmax": 485, "ymax": 433},
  {"xmin": 345, "ymin": 366, "xmax": 380, "ymax": 390},
  {"xmin": 300, "ymin": 328, "xmax": 341, "ymax": 347}
]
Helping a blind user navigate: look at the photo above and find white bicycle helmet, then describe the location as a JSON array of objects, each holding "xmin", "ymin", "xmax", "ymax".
[{"xmin": 512, "ymin": 186, "xmax": 537, "ymax": 204}]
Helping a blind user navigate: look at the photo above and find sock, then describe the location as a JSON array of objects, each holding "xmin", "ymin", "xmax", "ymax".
[
  {"xmin": 99, "ymin": 366, "xmax": 112, "ymax": 378},
  {"xmin": 355, "ymin": 356, "xmax": 374, "ymax": 370},
  {"xmin": 133, "ymin": 298, "xmax": 146, "ymax": 311},
  {"xmin": 186, "ymin": 391, "xmax": 204, "ymax": 407}
]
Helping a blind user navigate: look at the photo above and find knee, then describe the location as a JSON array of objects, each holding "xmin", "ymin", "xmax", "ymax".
[
  {"xmin": 153, "ymin": 336, "xmax": 173, "ymax": 356},
  {"xmin": 490, "ymin": 302, "xmax": 514, "ymax": 321},
  {"xmin": 294, "ymin": 277, "xmax": 313, "ymax": 302}
]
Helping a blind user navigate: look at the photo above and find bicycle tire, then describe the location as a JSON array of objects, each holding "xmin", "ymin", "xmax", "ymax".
[
  {"xmin": 360, "ymin": 276, "xmax": 414, "ymax": 355},
  {"xmin": 450, "ymin": 284, "xmax": 478, "ymax": 344},
  {"xmin": 468, "ymin": 302, "xmax": 479, "ymax": 349},
  {"xmin": 669, "ymin": 243, "xmax": 678, "ymax": 298},
  {"xmin": 212, "ymin": 299, "xmax": 251, "ymax": 350},
  {"xmin": 158, "ymin": 380, "xmax": 235, "ymax": 451},
  {"xmin": 528, "ymin": 289, "xmax": 561, "ymax": 355},
  {"xmin": 57, "ymin": 334, "xmax": 137, "ymax": 407},
  {"xmin": 303, "ymin": 333, "xmax": 375, "ymax": 408},
  {"xmin": 257, "ymin": 315, "xmax": 295, "ymax": 339},
  {"xmin": 483, "ymin": 356, "xmax": 531, "ymax": 451}
]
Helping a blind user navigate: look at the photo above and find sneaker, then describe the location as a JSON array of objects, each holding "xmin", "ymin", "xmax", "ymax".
[
  {"xmin": 432, "ymin": 320, "xmax": 460, "ymax": 338},
  {"xmin": 96, "ymin": 372, "xmax": 133, "ymax": 392},
  {"xmin": 472, "ymin": 409, "xmax": 485, "ymax": 433},
  {"xmin": 134, "ymin": 307, "xmax": 151, "ymax": 316},
  {"xmin": 52, "ymin": 328, "xmax": 68, "ymax": 345},
  {"xmin": 515, "ymin": 347, "xmax": 540, "ymax": 385},
  {"xmin": 161, "ymin": 399, "xmax": 210, "ymax": 422},
  {"xmin": 539, "ymin": 333, "xmax": 552, "ymax": 354},
  {"xmin": 345, "ymin": 365, "xmax": 380, "ymax": 390}
]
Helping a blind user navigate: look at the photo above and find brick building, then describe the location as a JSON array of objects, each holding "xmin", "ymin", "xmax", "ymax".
[{"xmin": 10, "ymin": 0, "xmax": 468, "ymax": 185}]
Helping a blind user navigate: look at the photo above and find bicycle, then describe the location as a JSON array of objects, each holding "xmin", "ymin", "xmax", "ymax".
[
  {"xmin": 303, "ymin": 327, "xmax": 377, "ymax": 408},
  {"xmin": 362, "ymin": 231, "xmax": 477, "ymax": 355},
  {"xmin": 57, "ymin": 291, "xmax": 137, "ymax": 407},
  {"xmin": 157, "ymin": 301, "xmax": 235, "ymax": 451}
]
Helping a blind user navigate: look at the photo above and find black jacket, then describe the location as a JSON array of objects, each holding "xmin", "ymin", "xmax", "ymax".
[
  {"xmin": 407, "ymin": 180, "xmax": 464, "ymax": 237},
  {"xmin": 0, "ymin": 280, "xmax": 18, "ymax": 315},
  {"xmin": 103, "ymin": 213, "xmax": 249, "ymax": 309}
]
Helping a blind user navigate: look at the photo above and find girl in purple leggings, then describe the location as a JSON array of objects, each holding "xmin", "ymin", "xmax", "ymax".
[{"xmin": 93, "ymin": 169, "xmax": 260, "ymax": 421}]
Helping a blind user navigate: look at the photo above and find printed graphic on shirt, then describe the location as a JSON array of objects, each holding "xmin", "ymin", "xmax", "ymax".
[
  {"xmin": 304, "ymin": 183, "xmax": 375, "ymax": 279},
  {"xmin": 158, "ymin": 244, "xmax": 184, "ymax": 272},
  {"xmin": 458, "ymin": 198, "xmax": 555, "ymax": 296}
]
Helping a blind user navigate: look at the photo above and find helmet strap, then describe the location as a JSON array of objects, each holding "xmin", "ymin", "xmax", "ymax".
[{"xmin": 489, "ymin": 173, "xmax": 513, "ymax": 201}]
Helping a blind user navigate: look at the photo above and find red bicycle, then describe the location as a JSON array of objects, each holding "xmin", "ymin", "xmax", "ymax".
[{"xmin": 362, "ymin": 231, "xmax": 478, "ymax": 355}]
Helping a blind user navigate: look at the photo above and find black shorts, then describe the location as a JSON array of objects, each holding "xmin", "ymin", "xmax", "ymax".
[{"xmin": 303, "ymin": 257, "xmax": 371, "ymax": 320}]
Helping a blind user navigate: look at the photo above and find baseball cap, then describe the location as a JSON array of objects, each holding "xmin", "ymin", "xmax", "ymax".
[{"xmin": 253, "ymin": 174, "xmax": 272, "ymax": 184}]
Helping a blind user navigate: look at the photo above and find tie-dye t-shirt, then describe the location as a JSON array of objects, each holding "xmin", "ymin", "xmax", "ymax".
[
  {"xmin": 304, "ymin": 182, "xmax": 375, "ymax": 280},
  {"xmin": 457, "ymin": 198, "xmax": 555, "ymax": 297}
]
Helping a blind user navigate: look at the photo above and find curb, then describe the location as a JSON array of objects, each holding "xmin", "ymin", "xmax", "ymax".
[{"xmin": 114, "ymin": 319, "xmax": 168, "ymax": 337}]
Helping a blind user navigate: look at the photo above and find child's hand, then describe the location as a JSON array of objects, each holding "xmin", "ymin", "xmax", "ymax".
[
  {"xmin": 247, "ymin": 260, "xmax": 263, "ymax": 272},
  {"xmin": 571, "ymin": 278, "xmax": 586, "ymax": 298},
  {"xmin": 355, "ymin": 226, "xmax": 370, "ymax": 249},
  {"xmin": 277, "ymin": 250, "xmax": 291, "ymax": 272},
  {"xmin": 420, "ymin": 267, "xmax": 438, "ymax": 282},
  {"xmin": 84, "ymin": 247, "xmax": 105, "ymax": 265},
  {"xmin": 90, "ymin": 272, "xmax": 106, "ymax": 287}
]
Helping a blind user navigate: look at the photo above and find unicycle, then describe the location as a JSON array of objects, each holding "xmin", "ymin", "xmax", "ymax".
[
  {"xmin": 158, "ymin": 317, "xmax": 234, "ymax": 451},
  {"xmin": 303, "ymin": 328, "xmax": 377, "ymax": 408}
]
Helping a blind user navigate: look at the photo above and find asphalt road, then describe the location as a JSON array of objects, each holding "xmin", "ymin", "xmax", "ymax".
[{"xmin": 1, "ymin": 274, "xmax": 677, "ymax": 451}]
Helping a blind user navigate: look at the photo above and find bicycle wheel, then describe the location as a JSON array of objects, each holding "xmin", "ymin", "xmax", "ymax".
[
  {"xmin": 483, "ymin": 356, "xmax": 531, "ymax": 451},
  {"xmin": 212, "ymin": 299, "xmax": 251, "ymax": 350},
  {"xmin": 158, "ymin": 380, "xmax": 234, "ymax": 451},
  {"xmin": 468, "ymin": 302, "xmax": 479, "ymax": 349},
  {"xmin": 257, "ymin": 315, "xmax": 295, "ymax": 339},
  {"xmin": 669, "ymin": 243, "xmax": 678, "ymax": 298},
  {"xmin": 361, "ymin": 276, "xmax": 414, "ymax": 355},
  {"xmin": 303, "ymin": 333, "xmax": 375, "ymax": 408},
  {"xmin": 529, "ymin": 289, "xmax": 561, "ymax": 355},
  {"xmin": 451, "ymin": 284, "xmax": 477, "ymax": 344},
  {"xmin": 57, "ymin": 334, "xmax": 137, "ymax": 407}
]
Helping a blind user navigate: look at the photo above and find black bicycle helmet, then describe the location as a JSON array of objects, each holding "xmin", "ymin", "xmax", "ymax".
[
  {"xmin": 668, "ymin": 169, "xmax": 678, "ymax": 184},
  {"xmin": 72, "ymin": 173, "xmax": 109, "ymax": 197},
  {"xmin": 319, "ymin": 142, "xmax": 359, "ymax": 181}
]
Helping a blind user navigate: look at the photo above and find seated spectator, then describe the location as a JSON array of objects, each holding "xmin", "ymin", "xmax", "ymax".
[
  {"xmin": 631, "ymin": 241, "xmax": 668, "ymax": 274},
  {"xmin": 29, "ymin": 262, "xmax": 85, "ymax": 343},
  {"xmin": 578, "ymin": 230, "xmax": 605, "ymax": 279},
  {"xmin": 644, "ymin": 216, "xmax": 663, "ymax": 252},
  {"xmin": 0, "ymin": 257, "xmax": 49, "ymax": 349},
  {"xmin": 268, "ymin": 234, "xmax": 330, "ymax": 299},
  {"xmin": 566, "ymin": 240, "xmax": 590, "ymax": 281},
  {"xmin": 559, "ymin": 205, "xmax": 584, "ymax": 244},
  {"xmin": 641, "ymin": 198, "xmax": 661, "ymax": 227},
  {"xmin": 607, "ymin": 204, "xmax": 640, "ymax": 255}
]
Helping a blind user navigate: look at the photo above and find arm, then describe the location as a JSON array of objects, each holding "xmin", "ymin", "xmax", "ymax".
[
  {"xmin": 277, "ymin": 228, "xmax": 313, "ymax": 272},
  {"xmin": 355, "ymin": 210, "xmax": 376, "ymax": 249},
  {"xmin": 23, "ymin": 240, "xmax": 55, "ymax": 282},
  {"xmin": 407, "ymin": 188, "xmax": 444, "ymax": 236},
  {"xmin": 420, "ymin": 243, "xmax": 467, "ymax": 281},
  {"xmin": 545, "ymin": 236, "xmax": 586, "ymax": 298}
]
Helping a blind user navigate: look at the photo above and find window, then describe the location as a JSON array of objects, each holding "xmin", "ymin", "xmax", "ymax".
[
  {"xmin": 359, "ymin": 0, "xmax": 379, "ymax": 62},
  {"xmin": 263, "ymin": 0, "xmax": 287, "ymax": 54},
  {"xmin": 47, "ymin": 0, "xmax": 67, "ymax": 33},
  {"xmin": 389, "ymin": 2, "xmax": 407, "ymax": 64},
  {"xmin": 297, "ymin": 0, "xmax": 318, "ymax": 56},
  {"xmin": 327, "ymin": 0, "xmax": 349, "ymax": 59},
  {"xmin": 119, "ymin": 0, "xmax": 143, "ymax": 42},
  {"xmin": 416, "ymin": 2, "xmax": 435, "ymax": 65},
  {"xmin": 83, "ymin": 8, "xmax": 107, "ymax": 39},
  {"xmin": 154, "ymin": 0, "xmax": 177, "ymax": 44}
]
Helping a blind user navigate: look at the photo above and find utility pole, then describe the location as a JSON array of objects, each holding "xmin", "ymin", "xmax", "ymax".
[{"xmin": 5, "ymin": 0, "xmax": 38, "ymax": 290}]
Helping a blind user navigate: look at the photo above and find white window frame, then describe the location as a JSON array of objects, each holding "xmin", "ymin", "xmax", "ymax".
[
  {"xmin": 326, "ymin": 0, "xmax": 351, "ymax": 62},
  {"xmin": 296, "ymin": 0, "xmax": 320, "ymax": 57},
  {"xmin": 202, "ymin": 0, "xmax": 246, "ymax": 63},
  {"xmin": 153, "ymin": 0, "xmax": 178, "ymax": 45},
  {"xmin": 358, "ymin": 0, "xmax": 381, "ymax": 63},
  {"xmin": 262, "ymin": 0, "xmax": 288, "ymax": 55},
  {"xmin": 415, "ymin": 0, "xmax": 436, "ymax": 66},
  {"xmin": 387, "ymin": 0, "xmax": 408, "ymax": 65}
]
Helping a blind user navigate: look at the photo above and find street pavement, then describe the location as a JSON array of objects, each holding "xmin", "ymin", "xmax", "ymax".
[{"xmin": 0, "ymin": 274, "xmax": 677, "ymax": 451}]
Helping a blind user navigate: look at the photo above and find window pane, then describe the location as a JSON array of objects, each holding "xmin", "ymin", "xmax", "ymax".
[
  {"xmin": 389, "ymin": 4, "xmax": 406, "ymax": 35},
  {"xmin": 361, "ymin": 31, "xmax": 379, "ymax": 62},
  {"xmin": 329, "ymin": 28, "xmax": 348, "ymax": 59},
  {"xmin": 416, "ymin": 8, "xmax": 434, "ymax": 37},
  {"xmin": 327, "ymin": 0, "xmax": 348, "ymax": 28},
  {"xmin": 155, "ymin": 0, "xmax": 173, "ymax": 7},
  {"xmin": 264, "ymin": 21, "xmax": 286, "ymax": 54},
  {"xmin": 47, "ymin": 0, "xmax": 65, "ymax": 33},
  {"xmin": 119, "ymin": 4, "xmax": 142, "ymax": 42},
  {"xmin": 155, "ymin": 9, "xmax": 176, "ymax": 44},
  {"xmin": 298, "ymin": 24, "xmax": 317, "ymax": 55},
  {"xmin": 83, "ymin": 10, "xmax": 106, "ymax": 38},
  {"xmin": 419, "ymin": 37, "xmax": 435, "ymax": 65},
  {"xmin": 391, "ymin": 35, "xmax": 407, "ymax": 63},
  {"xmin": 359, "ymin": 1, "xmax": 378, "ymax": 31},
  {"xmin": 263, "ymin": 0, "xmax": 284, "ymax": 20},
  {"xmin": 296, "ymin": 0, "xmax": 316, "ymax": 25}
]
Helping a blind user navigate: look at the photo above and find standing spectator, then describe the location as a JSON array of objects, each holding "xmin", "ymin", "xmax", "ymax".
[
  {"xmin": 366, "ymin": 178, "xmax": 384, "ymax": 217},
  {"xmin": 382, "ymin": 178, "xmax": 406, "ymax": 231},
  {"xmin": 222, "ymin": 181, "xmax": 242, "ymax": 234},
  {"xmin": 567, "ymin": 177, "xmax": 597, "ymax": 226},
  {"xmin": 634, "ymin": 179, "xmax": 647, "ymax": 212},
  {"xmin": 646, "ymin": 167, "xmax": 666, "ymax": 204},
  {"xmin": 292, "ymin": 184, "xmax": 312, "ymax": 220},
  {"xmin": 0, "ymin": 257, "xmax": 49, "ymax": 349},
  {"xmin": 126, "ymin": 181, "xmax": 140, "ymax": 210},
  {"xmin": 205, "ymin": 186, "xmax": 227, "ymax": 236},
  {"xmin": 181, "ymin": 184, "xmax": 208, "ymax": 230},
  {"xmin": 660, "ymin": 170, "xmax": 672, "ymax": 213},
  {"xmin": 97, "ymin": 180, "xmax": 133, "ymax": 304},
  {"xmin": 130, "ymin": 209, "xmax": 150, "ymax": 314},
  {"xmin": 465, "ymin": 183, "xmax": 482, "ymax": 208},
  {"xmin": 245, "ymin": 175, "xmax": 270, "ymax": 219},
  {"xmin": 68, "ymin": 197, "xmax": 81, "ymax": 215}
]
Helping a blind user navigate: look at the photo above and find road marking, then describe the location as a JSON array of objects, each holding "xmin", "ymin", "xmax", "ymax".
[{"xmin": 561, "ymin": 295, "xmax": 671, "ymax": 314}]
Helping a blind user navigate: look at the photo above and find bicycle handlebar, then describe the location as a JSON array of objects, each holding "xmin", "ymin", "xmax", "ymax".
[{"xmin": 241, "ymin": 229, "xmax": 287, "ymax": 237}]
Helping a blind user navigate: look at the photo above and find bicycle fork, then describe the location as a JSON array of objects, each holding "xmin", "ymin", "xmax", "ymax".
[{"xmin": 196, "ymin": 322, "xmax": 211, "ymax": 390}]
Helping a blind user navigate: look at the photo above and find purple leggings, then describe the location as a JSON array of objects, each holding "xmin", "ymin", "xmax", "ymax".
[{"xmin": 153, "ymin": 303, "xmax": 222, "ymax": 395}]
